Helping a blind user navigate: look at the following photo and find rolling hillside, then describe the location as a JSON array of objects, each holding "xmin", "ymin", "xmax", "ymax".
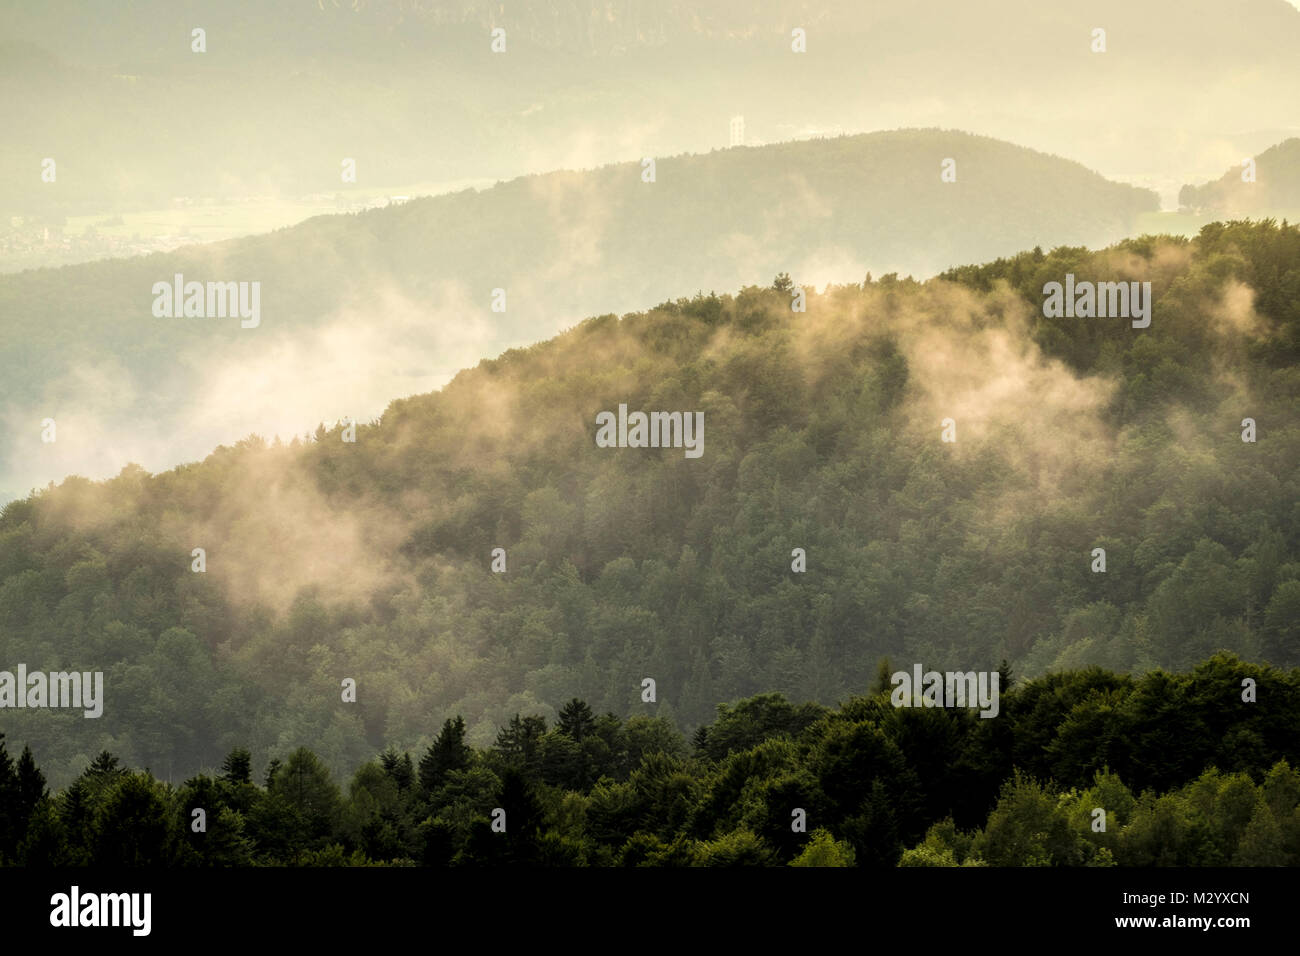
[
  {"xmin": 1180, "ymin": 138, "xmax": 1300, "ymax": 218},
  {"xmin": 1, "ymin": 219, "xmax": 1296, "ymax": 787},
  {"xmin": 0, "ymin": 129, "xmax": 1158, "ymax": 499}
]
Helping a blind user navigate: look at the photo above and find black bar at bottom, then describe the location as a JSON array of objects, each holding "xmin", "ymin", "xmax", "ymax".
[{"xmin": 0, "ymin": 866, "xmax": 1288, "ymax": 942}]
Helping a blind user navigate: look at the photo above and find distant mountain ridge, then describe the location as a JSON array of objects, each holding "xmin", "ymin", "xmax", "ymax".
[
  {"xmin": 0, "ymin": 128, "xmax": 1158, "ymax": 498},
  {"xmin": 3, "ymin": 0, "xmax": 1298, "ymax": 219},
  {"xmin": 6, "ymin": 0, "xmax": 1300, "ymax": 60},
  {"xmin": 1180, "ymin": 138, "xmax": 1300, "ymax": 217}
]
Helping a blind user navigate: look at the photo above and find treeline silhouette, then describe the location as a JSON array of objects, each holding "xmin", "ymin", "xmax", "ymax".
[{"xmin": 2, "ymin": 653, "xmax": 1297, "ymax": 866}]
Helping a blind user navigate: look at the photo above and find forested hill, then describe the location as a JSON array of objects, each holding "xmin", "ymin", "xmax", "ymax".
[
  {"xmin": 0, "ymin": 128, "xmax": 1157, "ymax": 499},
  {"xmin": 1179, "ymin": 138, "xmax": 1300, "ymax": 218},
  {"xmin": 2, "ymin": 220, "xmax": 1297, "ymax": 787}
]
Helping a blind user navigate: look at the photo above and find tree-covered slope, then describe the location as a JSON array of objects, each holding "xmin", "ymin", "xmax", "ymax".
[
  {"xmin": 0, "ymin": 128, "xmax": 1158, "ymax": 498},
  {"xmin": 1180, "ymin": 138, "xmax": 1300, "ymax": 218},
  {"xmin": 0, "ymin": 220, "xmax": 1296, "ymax": 787}
]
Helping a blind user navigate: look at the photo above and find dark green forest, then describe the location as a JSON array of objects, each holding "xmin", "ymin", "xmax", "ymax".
[
  {"xmin": 0, "ymin": 220, "xmax": 1296, "ymax": 788},
  {"xmin": 2, "ymin": 652, "xmax": 1297, "ymax": 866}
]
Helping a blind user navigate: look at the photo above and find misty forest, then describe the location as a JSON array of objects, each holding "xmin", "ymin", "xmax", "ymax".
[
  {"xmin": 2, "ymin": 219, "xmax": 1298, "ymax": 865},
  {"xmin": 3, "ymin": 1, "xmax": 1300, "ymax": 871}
]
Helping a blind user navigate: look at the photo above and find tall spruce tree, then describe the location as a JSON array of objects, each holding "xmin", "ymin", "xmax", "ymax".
[
  {"xmin": 419, "ymin": 716, "xmax": 472, "ymax": 794},
  {"xmin": 220, "ymin": 748, "xmax": 253, "ymax": 785},
  {"xmin": 558, "ymin": 698, "xmax": 596, "ymax": 741}
]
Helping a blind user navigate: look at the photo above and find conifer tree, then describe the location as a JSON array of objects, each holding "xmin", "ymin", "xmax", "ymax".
[{"xmin": 419, "ymin": 716, "xmax": 472, "ymax": 794}]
